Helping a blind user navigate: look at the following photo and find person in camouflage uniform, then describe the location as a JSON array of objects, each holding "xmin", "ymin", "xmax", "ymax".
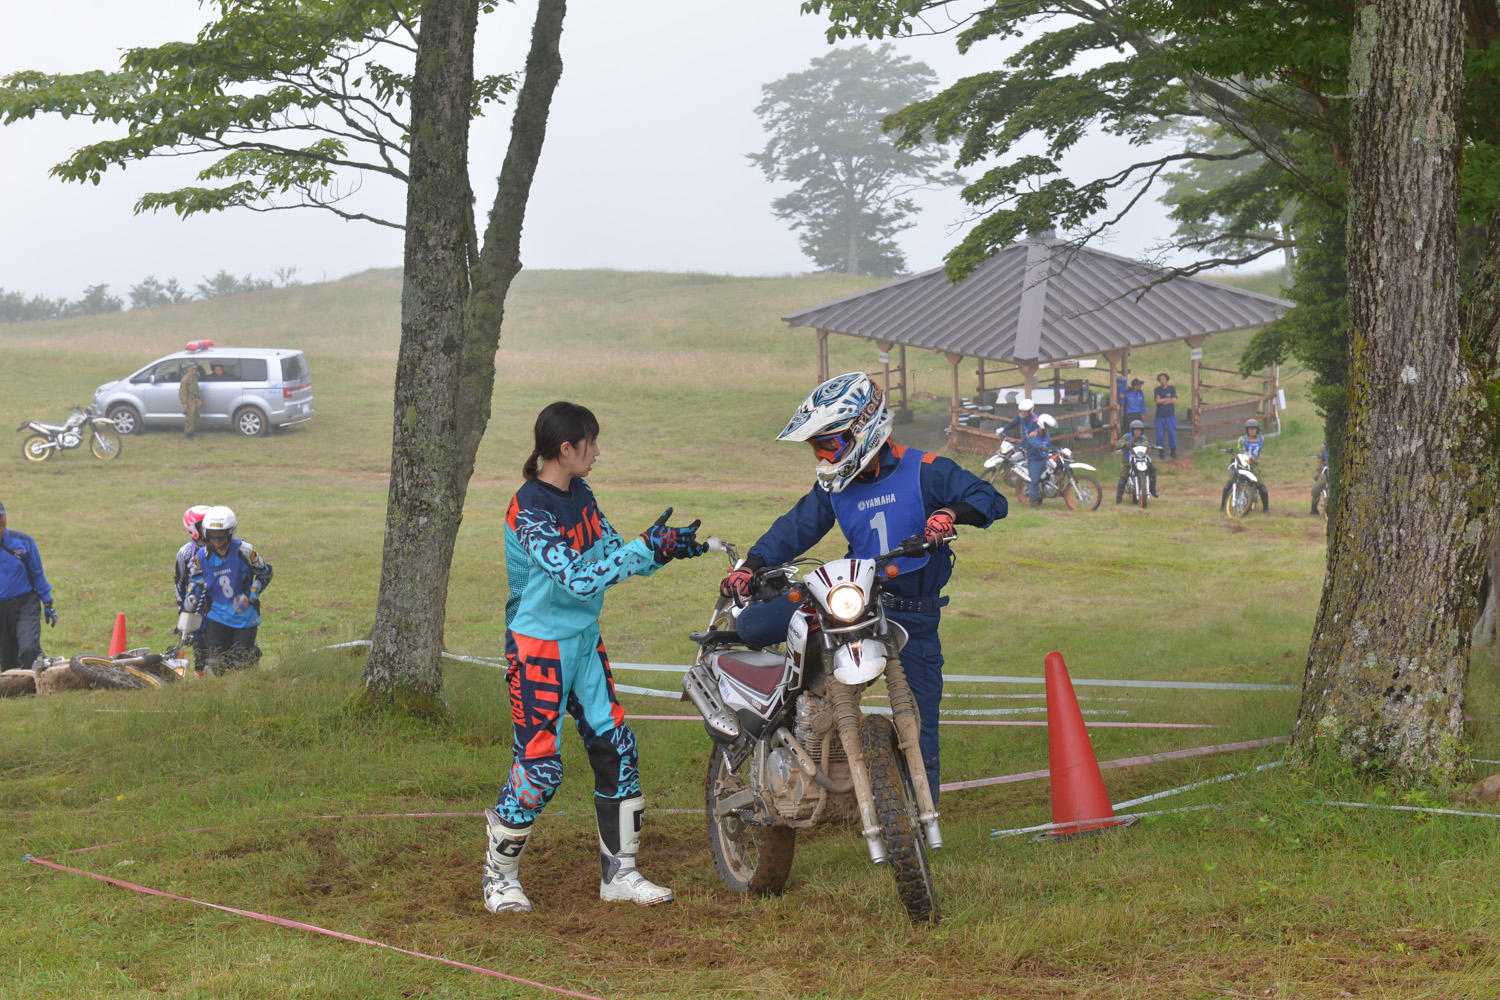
[{"xmin": 180, "ymin": 363, "xmax": 202, "ymax": 439}]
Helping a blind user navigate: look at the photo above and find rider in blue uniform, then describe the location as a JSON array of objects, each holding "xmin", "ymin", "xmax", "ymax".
[
  {"xmin": 998, "ymin": 399, "xmax": 1051, "ymax": 506},
  {"xmin": 187, "ymin": 505, "xmax": 272, "ymax": 672},
  {"xmin": 1220, "ymin": 418, "xmax": 1271, "ymax": 512},
  {"xmin": 1120, "ymin": 377, "xmax": 1147, "ymax": 435},
  {"xmin": 723, "ymin": 373, "xmax": 1008, "ymax": 795},
  {"xmin": 174, "ymin": 505, "xmax": 211, "ymax": 674},
  {"xmin": 0, "ymin": 501, "xmax": 56, "ymax": 671}
]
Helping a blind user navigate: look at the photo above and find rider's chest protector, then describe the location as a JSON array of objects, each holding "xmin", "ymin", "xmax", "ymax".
[{"xmin": 828, "ymin": 447, "xmax": 929, "ymax": 576}]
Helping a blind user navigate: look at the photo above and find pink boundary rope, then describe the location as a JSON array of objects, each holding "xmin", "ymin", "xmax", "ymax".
[{"xmin": 22, "ymin": 854, "xmax": 607, "ymax": 1000}]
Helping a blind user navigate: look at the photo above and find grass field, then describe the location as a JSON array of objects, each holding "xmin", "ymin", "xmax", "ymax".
[{"xmin": 2, "ymin": 269, "xmax": 1499, "ymax": 999}]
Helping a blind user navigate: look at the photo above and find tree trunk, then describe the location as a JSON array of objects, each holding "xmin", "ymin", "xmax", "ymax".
[
  {"xmin": 360, "ymin": 0, "xmax": 568, "ymax": 715},
  {"xmin": 1291, "ymin": 0, "xmax": 1497, "ymax": 784}
]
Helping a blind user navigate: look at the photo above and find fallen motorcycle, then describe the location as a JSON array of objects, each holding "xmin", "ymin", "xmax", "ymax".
[
  {"xmin": 19, "ymin": 406, "xmax": 123, "ymax": 462},
  {"xmin": 683, "ymin": 534, "xmax": 945, "ymax": 923}
]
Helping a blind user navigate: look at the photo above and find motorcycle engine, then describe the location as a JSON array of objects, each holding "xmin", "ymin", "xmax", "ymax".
[{"xmin": 60, "ymin": 432, "xmax": 81, "ymax": 449}]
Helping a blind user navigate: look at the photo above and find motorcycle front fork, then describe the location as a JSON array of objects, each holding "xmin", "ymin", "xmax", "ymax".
[{"xmin": 828, "ymin": 654, "xmax": 943, "ymax": 866}]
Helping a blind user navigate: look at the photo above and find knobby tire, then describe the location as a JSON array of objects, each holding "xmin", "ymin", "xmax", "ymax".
[
  {"xmin": 705, "ymin": 747, "xmax": 796, "ymax": 897},
  {"xmin": 859, "ymin": 715, "xmax": 938, "ymax": 924},
  {"xmin": 68, "ymin": 656, "xmax": 162, "ymax": 691}
]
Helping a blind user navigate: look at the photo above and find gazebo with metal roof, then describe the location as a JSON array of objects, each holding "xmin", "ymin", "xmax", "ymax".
[{"xmin": 782, "ymin": 236, "xmax": 1293, "ymax": 455}]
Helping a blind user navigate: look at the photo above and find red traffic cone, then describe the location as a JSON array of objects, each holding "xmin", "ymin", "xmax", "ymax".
[
  {"xmin": 1041, "ymin": 650, "xmax": 1133, "ymax": 840},
  {"xmin": 108, "ymin": 613, "xmax": 128, "ymax": 657}
]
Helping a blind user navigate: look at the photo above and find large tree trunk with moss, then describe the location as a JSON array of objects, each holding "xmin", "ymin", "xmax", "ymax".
[
  {"xmin": 1291, "ymin": 0, "xmax": 1499, "ymax": 783},
  {"xmin": 361, "ymin": 0, "xmax": 567, "ymax": 714}
]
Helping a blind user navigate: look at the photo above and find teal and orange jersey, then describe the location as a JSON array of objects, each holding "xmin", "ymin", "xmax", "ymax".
[{"xmin": 503, "ymin": 477, "xmax": 659, "ymax": 639}]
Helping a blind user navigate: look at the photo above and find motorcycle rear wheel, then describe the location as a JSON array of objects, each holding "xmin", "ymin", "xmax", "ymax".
[
  {"xmin": 90, "ymin": 427, "xmax": 123, "ymax": 461},
  {"xmin": 860, "ymin": 715, "xmax": 938, "ymax": 924},
  {"xmin": 1063, "ymin": 475, "xmax": 1102, "ymax": 512},
  {"xmin": 21, "ymin": 434, "xmax": 53, "ymax": 462},
  {"xmin": 705, "ymin": 747, "xmax": 796, "ymax": 896}
]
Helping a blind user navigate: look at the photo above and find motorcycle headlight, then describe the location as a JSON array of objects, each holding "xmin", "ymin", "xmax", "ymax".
[{"xmin": 825, "ymin": 582, "xmax": 867, "ymax": 623}]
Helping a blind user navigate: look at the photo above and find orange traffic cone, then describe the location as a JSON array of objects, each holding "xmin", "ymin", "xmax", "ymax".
[
  {"xmin": 1040, "ymin": 650, "xmax": 1134, "ymax": 840},
  {"xmin": 108, "ymin": 613, "xmax": 128, "ymax": 657}
]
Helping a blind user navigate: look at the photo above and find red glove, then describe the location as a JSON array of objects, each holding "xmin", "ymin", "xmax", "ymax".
[
  {"xmin": 720, "ymin": 567, "xmax": 754, "ymax": 599},
  {"xmin": 924, "ymin": 510, "xmax": 956, "ymax": 546}
]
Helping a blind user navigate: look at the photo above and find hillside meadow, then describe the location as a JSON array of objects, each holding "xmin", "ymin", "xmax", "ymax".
[{"xmin": 1, "ymin": 268, "xmax": 1498, "ymax": 999}]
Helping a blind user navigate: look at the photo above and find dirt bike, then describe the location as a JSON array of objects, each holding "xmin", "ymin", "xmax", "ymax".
[
  {"xmin": 18, "ymin": 406, "xmax": 123, "ymax": 462},
  {"xmin": 979, "ymin": 437, "xmax": 1028, "ymax": 491},
  {"xmin": 1222, "ymin": 449, "xmax": 1264, "ymax": 518},
  {"xmin": 1122, "ymin": 444, "xmax": 1154, "ymax": 507},
  {"xmin": 683, "ymin": 535, "xmax": 946, "ymax": 923},
  {"xmin": 1011, "ymin": 447, "xmax": 1102, "ymax": 510}
]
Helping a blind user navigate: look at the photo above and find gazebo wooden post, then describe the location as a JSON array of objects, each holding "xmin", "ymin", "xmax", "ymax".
[
  {"xmin": 899, "ymin": 345, "xmax": 909, "ymax": 410},
  {"xmin": 1186, "ymin": 334, "xmax": 1207, "ymax": 434},
  {"xmin": 976, "ymin": 359, "xmax": 987, "ymax": 401},
  {"xmin": 877, "ymin": 340, "xmax": 893, "ymax": 396},
  {"xmin": 1019, "ymin": 364, "xmax": 1038, "ymax": 400},
  {"xmin": 816, "ymin": 328, "xmax": 829, "ymax": 382},
  {"xmin": 1104, "ymin": 349, "xmax": 1127, "ymax": 434},
  {"xmin": 946, "ymin": 351, "xmax": 964, "ymax": 447}
]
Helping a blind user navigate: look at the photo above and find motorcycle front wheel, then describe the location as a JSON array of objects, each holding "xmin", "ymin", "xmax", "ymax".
[
  {"xmin": 90, "ymin": 427, "xmax": 123, "ymax": 461},
  {"xmin": 1227, "ymin": 483, "xmax": 1253, "ymax": 518},
  {"xmin": 860, "ymin": 715, "xmax": 938, "ymax": 924},
  {"xmin": 1064, "ymin": 475, "xmax": 1102, "ymax": 512},
  {"xmin": 1136, "ymin": 476, "xmax": 1148, "ymax": 509},
  {"xmin": 21, "ymin": 434, "xmax": 53, "ymax": 463},
  {"xmin": 705, "ymin": 747, "xmax": 796, "ymax": 897}
]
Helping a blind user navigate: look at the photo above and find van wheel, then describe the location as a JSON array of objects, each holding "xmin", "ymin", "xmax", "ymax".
[
  {"xmin": 107, "ymin": 405, "xmax": 142, "ymax": 435},
  {"xmin": 233, "ymin": 407, "xmax": 268, "ymax": 437}
]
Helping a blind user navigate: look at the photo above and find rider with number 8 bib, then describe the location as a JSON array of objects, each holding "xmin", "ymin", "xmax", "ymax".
[
  {"xmin": 186, "ymin": 505, "xmax": 272, "ymax": 672},
  {"xmin": 725, "ymin": 373, "xmax": 1008, "ymax": 795}
]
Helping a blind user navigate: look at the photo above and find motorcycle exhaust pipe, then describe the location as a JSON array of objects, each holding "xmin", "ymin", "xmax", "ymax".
[{"xmin": 681, "ymin": 663, "xmax": 741, "ymax": 742}]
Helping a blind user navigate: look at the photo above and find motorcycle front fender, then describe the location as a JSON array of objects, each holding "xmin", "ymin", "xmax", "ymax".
[
  {"xmin": 1240, "ymin": 470, "xmax": 1259, "ymax": 483},
  {"xmin": 1068, "ymin": 462, "xmax": 1097, "ymax": 471},
  {"xmin": 983, "ymin": 454, "xmax": 1003, "ymax": 469},
  {"xmin": 90, "ymin": 418, "xmax": 119, "ymax": 431}
]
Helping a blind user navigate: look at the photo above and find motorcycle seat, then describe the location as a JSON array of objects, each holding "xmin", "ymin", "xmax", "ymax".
[
  {"xmin": 713, "ymin": 649, "xmax": 785, "ymax": 697},
  {"xmin": 31, "ymin": 421, "xmax": 73, "ymax": 433}
]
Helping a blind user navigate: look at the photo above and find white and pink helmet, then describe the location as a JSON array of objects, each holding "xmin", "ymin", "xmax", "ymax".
[{"xmin": 182, "ymin": 504, "xmax": 212, "ymax": 542}]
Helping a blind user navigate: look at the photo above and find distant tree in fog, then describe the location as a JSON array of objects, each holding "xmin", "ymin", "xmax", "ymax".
[
  {"xmin": 129, "ymin": 276, "xmax": 192, "ymax": 309},
  {"xmin": 749, "ymin": 45, "xmax": 958, "ymax": 277}
]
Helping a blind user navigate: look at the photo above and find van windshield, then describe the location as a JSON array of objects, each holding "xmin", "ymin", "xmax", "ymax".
[{"xmin": 280, "ymin": 354, "xmax": 307, "ymax": 382}]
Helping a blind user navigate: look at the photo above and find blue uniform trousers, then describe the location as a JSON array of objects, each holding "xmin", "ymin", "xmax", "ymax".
[
  {"xmin": 1026, "ymin": 453, "xmax": 1046, "ymax": 505},
  {"xmin": 735, "ymin": 600, "xmax": 946, "ymax": 797},
  {"xmin": 1155, "ymin": 415, "xmax": 1178, "ymax": 453}
]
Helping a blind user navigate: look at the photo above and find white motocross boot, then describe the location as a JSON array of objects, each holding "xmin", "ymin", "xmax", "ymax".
[
  {"xmin": 597, "ymin": 795, "xmax": 674, "ymax": 905},
  {"xmin": 482, "ymin": 808, "xmax": 534, "ymax": 914}
]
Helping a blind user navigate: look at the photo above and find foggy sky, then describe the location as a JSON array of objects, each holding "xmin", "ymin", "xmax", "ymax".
[{"xmin": 2, "ymin": 1, "xmax": 1180, "ymax": 301}]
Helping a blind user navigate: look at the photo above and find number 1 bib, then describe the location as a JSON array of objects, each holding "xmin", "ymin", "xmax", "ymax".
[{"xmin": 829, "ymin": 446, "xmax": 929, "ymax": 575}]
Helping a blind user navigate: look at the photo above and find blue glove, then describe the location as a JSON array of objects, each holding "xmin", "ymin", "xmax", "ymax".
[
  {"xmin": 43, "ymin": 602, "xmax": 57, "ymax": 627},
  {"xmin": 641, "ymin": 507, "xmax": 704, "ymax": 564}
]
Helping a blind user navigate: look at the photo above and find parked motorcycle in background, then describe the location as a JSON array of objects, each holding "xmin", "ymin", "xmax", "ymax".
[
  {"xmin": 1222, "ymin": 449, "xmax": 1264, "ymax": 518},
  {"xmin": 1009, "ymin": 447, "xmax": 1102, "ymax": 511},
  {"xmin": 18, "ymin": 406, "xmax": 123, "ymax": 463},
  {"xmin": 683, "ymin": 535, "xmax": 946, "ymax": 923},
  {"xmin": 1123, "ymin": 444, "xmax": 1154, "ymax": 507},
  {"xmin": 1310, "ymin": 453, "xmax": 1329, "ymax": 518}
]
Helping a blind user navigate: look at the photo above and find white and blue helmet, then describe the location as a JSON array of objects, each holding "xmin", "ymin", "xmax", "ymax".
[{"xmin": 777, "ymin": 372, "xmax": 892, "ymax": 493}]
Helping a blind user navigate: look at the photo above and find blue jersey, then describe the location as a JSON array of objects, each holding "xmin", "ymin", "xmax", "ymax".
[
  {"xmin": 190, "ymin": 538, "xmax": 272, "ymax": 628},
  {"xmin": 504, "ymin": 477, "xmax": 659, "ymax": 640},
  {"xmin": 1237, "ymin": 434, "xmax": 1264, "ymax": 459},
  {"xmin": 174, "ymin": 540, "xmax": 202, "ymax": 609},
  {"xmin": 748, "ymin": 443, "xmax": 1007, "ymax": 600},
  {"xmin": 0, "ymin": 529, "xmax": 51, "ymax": 603},
  {"xmin": 1122, "ymin": 388, "xmax": 1146, "ymax": 415}
]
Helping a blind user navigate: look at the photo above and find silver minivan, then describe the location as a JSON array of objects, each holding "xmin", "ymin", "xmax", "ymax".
[{"xmin": 93, "ymin": 345, "xmax": 314, "ymax": 436}]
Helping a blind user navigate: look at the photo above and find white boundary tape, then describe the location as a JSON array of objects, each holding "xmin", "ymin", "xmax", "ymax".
[
  {"xmin": 1111, "ymin": 761, "xmax": 1284, "ymax": 811},
  {"xmin": 319, "ymin": 642, "xmax": 1293, "ymax": 692}
]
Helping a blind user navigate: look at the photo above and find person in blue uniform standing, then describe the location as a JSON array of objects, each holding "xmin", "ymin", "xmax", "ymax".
[
  {"xmin": 1153, "ymin": 372, "xmax": 1179, "ymax": 458},
  {"xmin": 0, "ymin": 501, "xmax": 56, "ymax": 671},
  {"xmin": 174, "ymin": 505, "xmax": 211, "ymax": 674},
  {"xmin": 1120, "ymin": 377, "xmax": 1147, "ymax": 435},
  {"xmin": 484, "ymin": 401, "xmax": 707, "ymax": 915},
  {"xmin": 723, "ymin": 373, "xmax": 1008, "ymax": 795},
  {"xmin": 186, "ymin": 505, "xmax": 272, "ymax": 673}
]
